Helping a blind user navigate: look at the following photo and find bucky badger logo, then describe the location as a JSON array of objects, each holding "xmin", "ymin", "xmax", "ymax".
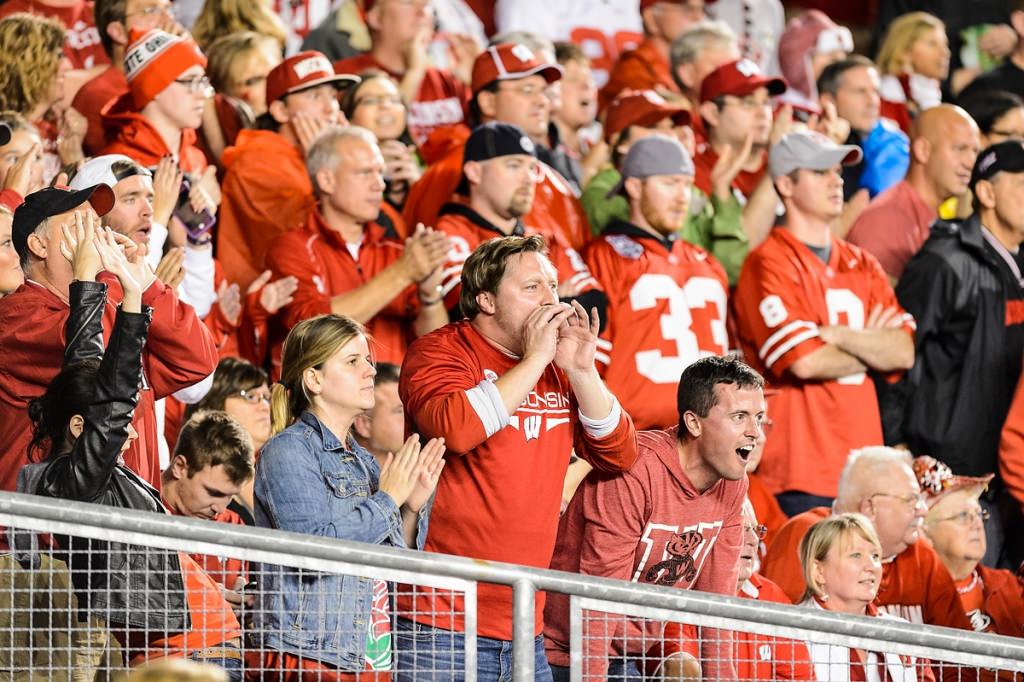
[{"xmin": 644, "ymin": 530, "xmax": 703, "ymax": 586}]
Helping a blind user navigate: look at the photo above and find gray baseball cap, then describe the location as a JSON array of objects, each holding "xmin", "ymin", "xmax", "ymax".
[
  {"xmin": 768, "ymin": 131, "xmax": 862, "ymax": 179},
  {"xmin": 607, "ymin": 135, "xmax": 695, "ymax": 199}
]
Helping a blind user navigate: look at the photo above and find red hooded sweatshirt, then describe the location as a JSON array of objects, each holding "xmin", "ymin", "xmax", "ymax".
[
  {"xmin": 100, "ymin": 93, "xmax": 207, "ymax": 173},
  {"xmin": 216, "ymin": 129, "xmax": 314, "ymax": 290}
]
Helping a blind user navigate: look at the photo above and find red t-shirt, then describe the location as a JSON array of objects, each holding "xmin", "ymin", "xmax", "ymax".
[
  {"xmin": 762, "ymin": 507, "xmax": 975, "ymax": 632},
  {"xmin": 734, "ymin": 574, "xmax": 815, "ymax": 681},
  {"xmin": 732, "ymin": 228, "xmax": 916, "ymax": 498},
  {"xmin": 333, "ymin": 53, "xmax": 468, "ymax": 146},
  {"xmin": 0, "ymin": 0, "xmax": 108, "ymax": 69},
  {"xmin": 846, "ymin": 180, "xmax": 937, "ymax": 280},
  {"xmin": 267, "ymin": 208, "xmax": 415, "ymax": 366},
  {"xmin": 435, "ymin": 201, "xmax": 600, "ymax": 309},
  {"xmin": 583, "ymin": 222, "xmax": 729, "ymax": 430},
  {"xmin": 398, "ymin": 320, "xmax": 638, "ymax": 640},
  {"xmin": 544, "ymin": 428, "xmax": 744, "ymax": 680}
]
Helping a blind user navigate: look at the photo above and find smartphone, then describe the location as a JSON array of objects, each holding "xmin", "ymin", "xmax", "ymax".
[{"xmin": 174, "ymin": 178, "xmax": 216, "ymax": 238}]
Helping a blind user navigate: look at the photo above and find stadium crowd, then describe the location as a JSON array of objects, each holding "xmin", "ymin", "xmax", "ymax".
[{"xmin": 1, "ymin": 0, "xmax": 1024, "ymax": 679}]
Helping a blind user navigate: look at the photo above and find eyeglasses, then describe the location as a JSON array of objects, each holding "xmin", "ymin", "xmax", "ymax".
[
  {"xmin": 125, "ymin": 2, "xmax": 173, "ymax": 18},
  {"xmin": 355, "ymin": 95, "xmax": 404, "ymax": 108},
  {"xmin": 174, "ymin": 76, "xmax": 214, "ymax": 96},
  {"xmin": 870, "ymin": 492, "xmax": 926, "ymax": 509},
  {"xmin": 497, "ymin": 82, "xmax": 550, "ymax": 100},
  {"xmin": 744, "ymin": 524, "xmax": 768, "ymax": 540},
  {"xmin": 236, "ymin": 388, "xmax": 271, "ymax": 405},
  {"xmin": 932, "ymin": 508, "xmax": 990, "ymax": 526}
]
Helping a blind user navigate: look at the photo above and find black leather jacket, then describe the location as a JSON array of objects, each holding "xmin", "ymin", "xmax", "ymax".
[{"xmin": 18, "ymin": 280, "xmax": 189, "ymax": 632}]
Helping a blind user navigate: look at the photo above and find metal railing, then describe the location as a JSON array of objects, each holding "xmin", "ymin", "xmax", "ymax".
[{"xmin": 0, "ymin": 490, "xmax": 1022, "ymax": 680}]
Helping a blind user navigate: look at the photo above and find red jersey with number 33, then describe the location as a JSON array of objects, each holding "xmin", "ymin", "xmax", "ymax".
[
  {"xmin": 584, "ymin": 221, "xmax": 729, "ymax": 430},
  {"xmin": 732, "ymin": 228, "xmax": 915, "ymax": 498}
]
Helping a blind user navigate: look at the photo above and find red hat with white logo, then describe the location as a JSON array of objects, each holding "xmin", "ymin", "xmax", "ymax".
[
  {"xmin": 604, "ymin": 90, "xmax": 691, "ymax": 142},
  {"xmin": 699, "ymin": 58, "xmax": 787, "ymax": 103},
  {"xmin": 265, "ymin": 51, "xmax": 360, "ymax": 105},
  {"xmin": 124, "ymin": 28, "xmax": 207, "ymax": 110},
  {"xmin": 471, "ymin": 43, "xmax": 563, "ymax": 95}
]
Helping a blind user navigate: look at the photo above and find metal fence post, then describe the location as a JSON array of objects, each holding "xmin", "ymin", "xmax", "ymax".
[{"xmin": 512, "ymin": 578, "xmax": 536, "ymax": 681}]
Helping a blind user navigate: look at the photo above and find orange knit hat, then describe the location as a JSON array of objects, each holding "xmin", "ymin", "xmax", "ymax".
[{"xmin": 124, "ymin": 28, "xmax": 207, "ymax": 110}]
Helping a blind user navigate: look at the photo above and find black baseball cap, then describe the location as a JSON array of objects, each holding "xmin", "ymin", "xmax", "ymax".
[
  {"xmin": 0, "ymin": 122, "xmax": 10, "ymax": 147},
  {"xmin": 12, "ymin": 184, "xmax": 116, "ymax": 261},
  {"xmin": 457, "ymin": 122, "xmax": 537, "ymax": 195},
  {"xmin": 970, "ymin": 140, "xmax": 1024, "ymax": 190}
]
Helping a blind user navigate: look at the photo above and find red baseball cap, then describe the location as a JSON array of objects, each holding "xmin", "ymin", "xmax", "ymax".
[
  {"xmin": 699, "ymin": 58, "xmax": 787, "ymax": 103},
  {"xmin": 265, "ymin": 51, "xmax": 360, "ymax": 105},
  {"xmin": 639, "ymin": 0, "xmax": 698, "ymax": 9},
  {"xmin": 471, "ymin": 43, "xmax": 563, "ymax": 95},
  {"xmin": 604, "ymin": 90, "xmax": 691, "ymax": 142}
]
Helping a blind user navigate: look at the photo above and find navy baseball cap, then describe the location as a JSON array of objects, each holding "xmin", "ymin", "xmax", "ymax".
[
  {"xmin": 457, "ymin": 122, "xmax": 537, "ymax": 195},
  {"xmin": 12, "ymin": 184, "xmax": 115, "ymax": 261},
  {"xmin": 970, "ymin": 140, "xmax": 1024, "ymax": 190}
]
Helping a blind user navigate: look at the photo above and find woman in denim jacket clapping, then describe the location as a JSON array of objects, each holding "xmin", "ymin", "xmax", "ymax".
[{"xmin": 252, "ymin": 314, "xmax": 444, "ymax": 679}]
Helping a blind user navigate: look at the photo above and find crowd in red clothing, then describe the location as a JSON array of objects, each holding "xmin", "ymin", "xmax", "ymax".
[{"xmin": 2, "ymin": 0, "xmax": 1024, "ymax": 679}]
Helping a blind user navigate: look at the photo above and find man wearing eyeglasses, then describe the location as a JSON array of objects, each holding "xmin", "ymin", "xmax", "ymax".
[
  {"xmin": 100, "ymin": 28, "xmax": 211, "ymax": 174},
  {"xmin": 74, "ymin": 0, "xmax": 184, "ymax": 155},
  {"xmin": 762, "ymin": 446, "xmax": 975, "ymax": 637},
  {"xmin": 694, "ymin": 59, "xmax": 788, "ymax": 251}
]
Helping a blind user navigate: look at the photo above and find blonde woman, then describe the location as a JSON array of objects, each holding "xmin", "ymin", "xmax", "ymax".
[
  {"xmin": 0, "ymin": 13, "xmax": 86, "ymax": 179},
  {"xmin": 876, "ymin": 12, "xmax": 950, "ymax": 130},
  {"xmin": 252, "ymin": 314, "xmax": 445, "ymax": 678},
  {"xmin": 191, "ymin": 0, "xmax": 287, "ymax": 54},
  {"xmin": 799, "ymin": 513, "xmax": 920, "ymax": 681}
]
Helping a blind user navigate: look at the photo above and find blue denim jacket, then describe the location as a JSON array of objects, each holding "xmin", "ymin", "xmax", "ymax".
[{"xmin": 252, "ymin": 411, "xmax": 429, "ymax": 669}]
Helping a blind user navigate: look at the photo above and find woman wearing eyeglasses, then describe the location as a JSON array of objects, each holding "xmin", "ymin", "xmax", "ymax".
[
  {"xmin": 914, "ymin": 456, "xmax": 1024, "ymax": 637},
  {"xmin": 341, "ymin": 70, "xmax": 422, "ymax": 213},
  {"xmin": 799, "ymin": 513, "xmax": 921, "ymax": 681}
]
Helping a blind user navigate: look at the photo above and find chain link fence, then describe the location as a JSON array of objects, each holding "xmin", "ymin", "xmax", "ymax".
[{"xmin": 0, "ymin": 491, "xmax": 1021, "ymax": 681}]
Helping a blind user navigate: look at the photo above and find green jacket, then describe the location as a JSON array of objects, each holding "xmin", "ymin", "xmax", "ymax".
[{"xmin": 581, "ymin": 167, "xmax": 750, "ymax": 285}]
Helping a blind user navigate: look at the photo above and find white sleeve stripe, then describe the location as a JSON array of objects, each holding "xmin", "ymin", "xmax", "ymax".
[
  {"xmin": 764, "ymin": 328, "xmax": 821, "ymax": 369},
  {"xmin": 758, "ymin": 320, "xmax": 816, "ymax": 360},
  {"xmin": 579, "ymin": 397, "xmax": 621, "ymax": 439},
  {"xmin": 595, "ymin": 338, "xmax": 612, "ymax": 351},
  {"xmin": 594, "ymin": 351, "xmax": 610, "ymax": 366},
  {"xmin": 440, "ymin": 277, "xmax": 461, "ymax": 297},
  {"xmin": 464, "ymin": 380, "xmax": 510, "ymax": 437}
]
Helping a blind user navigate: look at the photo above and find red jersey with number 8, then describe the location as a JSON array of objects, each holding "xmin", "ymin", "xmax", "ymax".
[
  {"xmin": 732, "ymin": 228, "xmax": 915, "ymax": 498},
  {"xmin": 584, "ymin": 221, "xmax": 729, "ymax": 430}
]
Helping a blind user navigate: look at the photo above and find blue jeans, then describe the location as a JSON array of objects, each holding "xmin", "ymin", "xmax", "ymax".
[
  {"xmin": 775, "ymin": 491, "xmax": 834, "ymax": 517},
  {"xmin": 187, "ymin": 652, "xmax": 242, "ymax": 681},
  {"xmin": 393, "ymin": 617, "xmax": 553, "ymax": 681},
  {"xmin": 550, "ymin": 659, "xmax": 643, "ymax": 681}
]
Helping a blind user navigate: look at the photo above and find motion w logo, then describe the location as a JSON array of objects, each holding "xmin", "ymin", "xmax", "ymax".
[{"xmin": 523, "ymin": 415, "xmax": 542, "ymax": 441}]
